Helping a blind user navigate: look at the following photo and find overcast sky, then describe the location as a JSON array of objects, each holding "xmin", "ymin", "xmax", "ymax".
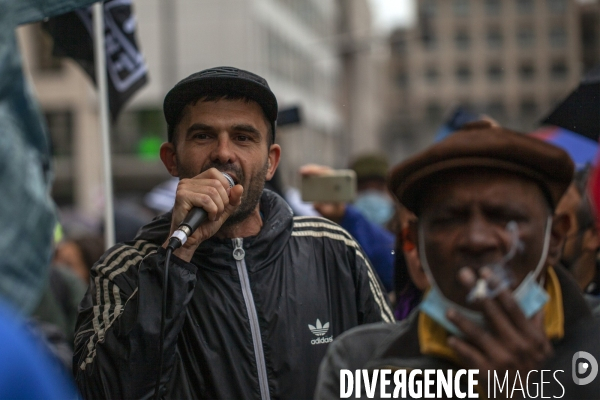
[{"xmin": 369, "ymin": 0, "xmax": 416, "ymax": 33}]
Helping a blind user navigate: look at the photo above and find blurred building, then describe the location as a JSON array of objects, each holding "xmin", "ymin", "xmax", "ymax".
[
  {"xmin": 17, "ymin": 0, "xmax": 386, "ymax": 217},
  {"xmin": 384, "ymin": 0, "xmax": 592, "ymax": 163},
  {"xmin": 337, "ymin": 0, "xmax": 389, "ymax": 159},
  {"xmin": 580, "ymin": 0, "xmax": 600, "ymax": 72}
]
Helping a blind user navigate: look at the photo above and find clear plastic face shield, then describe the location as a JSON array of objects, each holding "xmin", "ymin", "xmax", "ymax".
[{"xmin": 418, "ymin": 216, "xmax": 553, "ymax": 336}]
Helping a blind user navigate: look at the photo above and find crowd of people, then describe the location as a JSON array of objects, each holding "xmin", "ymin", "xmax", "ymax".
[
  {"xmin": 2, "ymin": 2, "xmax": 600, "ymax": 397},
  {"xmin": 19, "ymin": 65, "xmax": 594, "ymax": 399}
]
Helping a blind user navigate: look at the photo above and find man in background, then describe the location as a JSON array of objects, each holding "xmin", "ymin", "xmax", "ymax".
[
  {"xmin": 300, "ymin": 162, "xmax": 396, "ymax": 291},
  {"xmin": 556, "ymin": 164, "xmax": 600, "ymax": 296},
  {"xmin": 316, "ymin": 121, "xmax": 600, "ymax": 399},
  {"xmin": 350, "ymin": 153, "xmax": 395, "ymax": 228}
]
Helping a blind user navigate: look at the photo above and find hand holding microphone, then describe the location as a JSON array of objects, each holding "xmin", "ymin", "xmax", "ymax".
[
  {"xmin": 164, "ymin": 169, "xmax": 243, "ymax": 261},
  {"xmin": 157, "ymin": 170, "xmax": 241, "ymax": 397}
]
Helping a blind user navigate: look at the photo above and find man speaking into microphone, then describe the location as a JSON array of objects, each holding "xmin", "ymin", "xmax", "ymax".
[{"xmin": 73, "ymin": 66, "xmax": 393, "ymax": 399}]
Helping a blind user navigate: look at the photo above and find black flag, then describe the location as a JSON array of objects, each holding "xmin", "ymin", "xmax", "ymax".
[{"xmin": 43, "ymin": 0, "xmax": 148, "ymax": 122}]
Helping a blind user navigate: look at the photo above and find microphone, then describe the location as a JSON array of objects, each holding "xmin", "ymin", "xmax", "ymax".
[{"xmin": 167, "ymin": 172, "xmax": 235, "ymax": 250}]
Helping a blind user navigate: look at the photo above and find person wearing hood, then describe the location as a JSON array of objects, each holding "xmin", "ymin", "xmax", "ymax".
[
  {"xmin": 315, "ymin": 121, "xmax": 600, "ymax": 399},
  {"xmin": 73, "ymin": 66, "xmax": 393, "ymax": 399}
]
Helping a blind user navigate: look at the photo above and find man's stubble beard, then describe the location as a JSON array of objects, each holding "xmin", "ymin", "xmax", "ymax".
[{"xmin": 176, "ymin": 157, "xmax": 269, "ymax": 228}]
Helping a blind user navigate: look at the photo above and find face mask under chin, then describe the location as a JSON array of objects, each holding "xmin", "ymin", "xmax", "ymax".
[{"xmin": 418, "ymin": 217, "xmax": 552, "ymax": 337}]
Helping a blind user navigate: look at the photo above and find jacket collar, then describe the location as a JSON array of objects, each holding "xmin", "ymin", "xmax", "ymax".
[
  {"xmin": 135, "ymin": 189, "xmax": 294, "ymax": 272},
  {"xmin": 366, "ymin": 265, "xmax": 591, "ymax": 369}
]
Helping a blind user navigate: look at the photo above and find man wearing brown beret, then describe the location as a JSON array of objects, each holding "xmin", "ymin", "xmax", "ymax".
[{"xmin": 315, "ymin": 121, "xmax": 600, "ymax": 399}]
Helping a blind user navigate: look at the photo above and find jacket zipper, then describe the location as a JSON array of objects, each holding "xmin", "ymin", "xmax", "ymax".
[{"xmin": 232, "ymin": 238, "xmax": 271, "ymax": 400}]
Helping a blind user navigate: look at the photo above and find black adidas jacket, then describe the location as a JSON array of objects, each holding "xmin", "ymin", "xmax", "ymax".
[{"xmin": 73, "ymin": 190, "xmax": 394, "ymax": 399}]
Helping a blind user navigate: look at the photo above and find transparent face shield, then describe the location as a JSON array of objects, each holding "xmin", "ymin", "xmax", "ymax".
[{"xmin": 417, "ymin": 216, "xmax": 553, "ymax": 336}]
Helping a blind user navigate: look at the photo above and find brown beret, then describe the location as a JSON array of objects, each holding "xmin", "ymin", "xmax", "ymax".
[{"xmin": 388, "ymin": 121, "xmax": 574, "ymax": 214}]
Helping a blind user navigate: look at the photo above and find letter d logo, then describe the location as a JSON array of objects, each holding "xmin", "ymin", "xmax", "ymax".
[{"xmin": 572, "ymin": 351, "xmax": 598, "ymax": 385}]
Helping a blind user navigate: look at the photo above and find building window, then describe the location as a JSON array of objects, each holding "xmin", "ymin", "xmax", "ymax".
[
  {"xmin": 519, "ymin": 63, "xmax": 536, "ymax": 81},
  {"xmin": 550, "ymin": 93, "xmax": 566, "ymax": 108},
  {"xmin": 456, "ymin": 65, "xmax": 472, "ymax": 83},
  {"xmin": 422, "ymin": 0, "xmax": 438, "ymax": 16},
  {"xmin": 517, "ymin": 27, "xmax": 535, "ymax": 48},
  {"xmin": 453, "ymin": 0, "xmax": 470, "ymax": 16},
  {"xmin": 275, "ymin": 0, "xmax": 328, "ymax": 36},
  {"xmin": 112, "ymin": 108, "xmax": 167, "ymax": 155},
  {"xmin": 517, "ymin": 0, "xmax": 534, "ymax": 14},
  {"xmin": 487, "ymin": 29, "xmax": 503, "ymax": 49},
  {"xmin": 520, "ymin": 99, "xmax": 538, "ymax": 117},
  {"xmin": 581, "ymin": 13, "xmax": 599, "ymax": 54},
  {"xmin": 422, "ymin": 32, "xmax": 438, "ymax": 50},
  {"xmin": 549, "ymin": 26, "xmax": 567, "ymax": 48},
  {"xmin": 487, "ymin": 64, "xmax": 504, "ymax": 82},
  {"xmin": 265, "ymin": 26, "xmax": 315, "ymax": 93},
  {"xmin": 458, "ymin": 100, "xmax": 473, "ymax": 112},
  {"xmin": 426, "ymin": 102, "xmax": 443, "ymax": 121},
  {"xmin": 485, "ymin": 0, "xmax": 502, "ymax": 15},
  {"xmin": 425, "ymin": 67, "xmax": 439, "ymax": 83},
  {"xmin": 396, "ymin": 72, "xmax": 408, "ymax": 89},
  {"xmin": 455, "ymin": 30, "xmax": 471, "ymax": 50},
  {"xmin": 547, "ymin": 0, "xmax": 566, "ymax": 13},
  {"xmin": 391, "ymin": 37, "xmax": 407, "ymax": 54},
  {"xmin": 486, "ymin": 101, "xmax": 506, "ymax": 118},
  {"xmin": 45, "ymin": 110, "xmax": 73, "ymax": 156},
  {"xmin": 550, "ymin": 61, "xmax": 568, "ymax": 80}
]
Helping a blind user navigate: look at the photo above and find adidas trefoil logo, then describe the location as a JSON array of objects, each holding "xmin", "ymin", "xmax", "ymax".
[
  {"xmin": 309, "ymin": 319, "xmax": 333, "ymax": 345},
  {"xmin": 309, "ymin": 319, "xmax": 329, "ymax": 336}
]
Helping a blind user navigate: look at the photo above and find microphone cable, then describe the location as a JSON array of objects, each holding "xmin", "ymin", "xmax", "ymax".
[{"xmin": 153, "ymin": 172, "xmax": 234, "ymax": 399}]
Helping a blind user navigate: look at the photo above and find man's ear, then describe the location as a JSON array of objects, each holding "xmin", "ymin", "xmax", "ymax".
[
  {"xmin": 583, "ymin": 227, "xmax": 600, "ymax": 252},
  {"xmin": 404, "ymin": 220, "xmax": 418, "ymax": 253},
  {"xmin": 160, "ymin": 142, "xmax": 179, "ymax": 177},
  {"xmin": 265, "ymin": 144, "xmax": 281, "ymax": 181},
  {"xmin": 547, "ymin": 212, "xmax": 571, "ymax": 266}
]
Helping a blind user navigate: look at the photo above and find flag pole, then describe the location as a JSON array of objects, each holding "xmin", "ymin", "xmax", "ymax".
[{"xmin": 93, "ymin": 1, "xmax": 115, "ymax": 249}]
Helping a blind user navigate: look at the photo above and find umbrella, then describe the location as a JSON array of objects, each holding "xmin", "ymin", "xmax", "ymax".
[
  {"xmin": 530, "ymin": 126, "xmax": 598, "ymax": 169},
  {"xmin": 540, "ymin": 65, "xmax": 600, "ymax": 141}
]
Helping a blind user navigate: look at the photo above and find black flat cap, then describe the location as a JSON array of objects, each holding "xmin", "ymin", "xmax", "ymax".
[{"xmin": 163, "ymin": 66, "xmax": 278, "ymax": 140}]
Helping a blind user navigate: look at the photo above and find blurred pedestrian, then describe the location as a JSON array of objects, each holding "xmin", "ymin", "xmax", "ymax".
[
  {"xmin": 31, "ymin": 266, "xmax": 86, "ymax": 366},
  {"xmin": 300, "ymin": 164, "xmax": 396, "ymax": 291},
  {"xmin": 315, "ymin": 121, "xmax": 600, "ymax": 399},
  {"xmin": 38, "ymin": 234, "xmax": 103, "ymax": 350},
  {"xmin": 349, "ymin": 153, "xmax": 395, "ymax": 228},
  {"xmin": 73, "ymin": 66, "xmax": 393, "ymax": 399},
  {"xmin": 54, "ymin": 234, "xmax": 105, "ymax": 285},
  {"xmin": 556, "ymin": 164, "xmax": 600, "ymax": 295}
]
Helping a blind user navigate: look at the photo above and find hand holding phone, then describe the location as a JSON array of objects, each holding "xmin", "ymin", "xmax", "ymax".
[
  {"xmin": 300, "ymin": 169, "xmax": 357, "ymax": 203},
  {"xmin": 299, "ymin": 165, "xmax": 357, "ymax": 223}
]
